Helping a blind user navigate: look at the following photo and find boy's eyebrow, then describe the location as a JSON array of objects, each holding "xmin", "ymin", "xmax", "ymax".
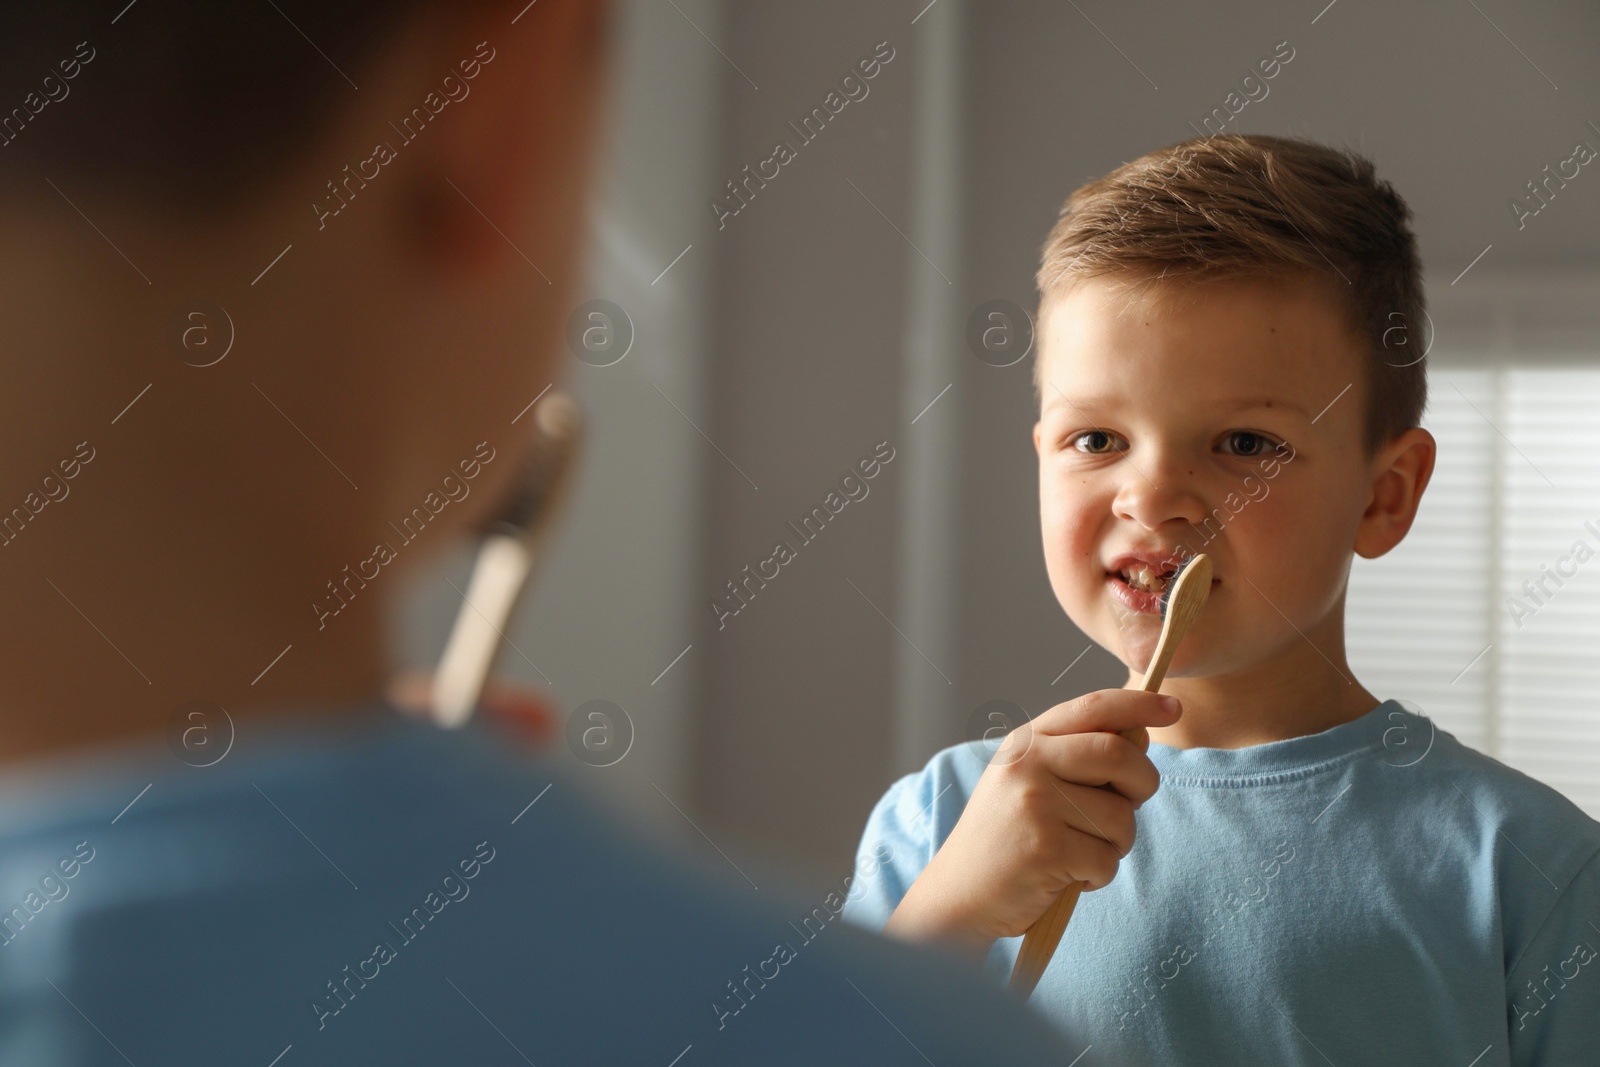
[
  {"xmin": 1215, "ymin": 395, "xmax": 1311, "ymax": 418},
  {"xmin": 1042, "ymin": 394, "xmax": 1311, "ymax": 418}
]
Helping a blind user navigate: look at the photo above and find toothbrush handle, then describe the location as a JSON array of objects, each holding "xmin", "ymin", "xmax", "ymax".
[
  {"xmin": 432, "ymin": 534, "xmax": 534, "ymax": 728},
  {"xmin": 1007, "ymin": 725, "xmax": 1146, "ymax": 997},
  {"xmin": 1010, "ymin": 555, "xmax": 1209, "ymax": 996}
]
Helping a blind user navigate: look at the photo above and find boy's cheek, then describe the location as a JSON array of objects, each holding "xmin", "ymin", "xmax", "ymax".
[
  {"xmin": 1038, "ymin": 534, "xmax": 1085, "ymax": 606},
  {"xmin": 1224, "ymin": 500, "xmax": 1350, "ymax": 614},
  {"xmin": 1042, "ymin": 526, "xmax": 1106, "ymax": 618}
]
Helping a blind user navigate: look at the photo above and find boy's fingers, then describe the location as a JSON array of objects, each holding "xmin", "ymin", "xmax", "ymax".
[
  {"xmin": 1053, "ymin": 825, "xmax": 1124, "ymax": 891},
  {"xmin": 1032, "ymin": 730, "xmax": 1161, "ymax": 805},
  {"xmin": 1047, "ymin": 780, "xmax": 1138, "ymax": 856},
  {"xmin": 1033, "ymin": 688, "xmax": 1181, "ymax": 738},
  {"xmin": 387, "ymin": 669, "xmax": 557, "ymax": 745}
]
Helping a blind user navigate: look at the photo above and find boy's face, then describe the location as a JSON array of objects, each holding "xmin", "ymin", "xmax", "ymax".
[{"xmin": 1032, "ymin": 274, "xmax": 1377, "ymax": 682}]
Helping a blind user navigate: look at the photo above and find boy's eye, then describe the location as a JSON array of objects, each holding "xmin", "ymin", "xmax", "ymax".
[
  {"xmin": 1061, "ymin": 429, "xmax": 1287, "ymax": 457},
  {"xmin": 1219, "ymin": 430, "xmax": 1285, "ymax": 457},
  {"xmin": 1070, "ymin": 430, "xmax": 1125, "ymax": 454}
]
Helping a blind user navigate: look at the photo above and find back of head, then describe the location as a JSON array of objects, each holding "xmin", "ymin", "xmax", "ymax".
[{"xmin": 0, "ymin": 2, "xmax": 442, "ymax": 211}]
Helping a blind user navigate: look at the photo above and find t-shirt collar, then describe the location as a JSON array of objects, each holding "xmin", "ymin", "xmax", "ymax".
[{"xmin": 1146, "ymin": 698, "xmax": 1411, "ymax": 783}]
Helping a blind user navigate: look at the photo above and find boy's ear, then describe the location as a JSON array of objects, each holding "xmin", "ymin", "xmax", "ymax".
[
  {"xmin": 404, "ymin": 0, "xmax": 609, "ymax": 273},
  {"xmin": 1033, "ymin": 421, "xmax": 1043, "ymax": 456},
  {"xmin": 1353, "ymin": 427, "xmax": 1436, "ymax": 560}
]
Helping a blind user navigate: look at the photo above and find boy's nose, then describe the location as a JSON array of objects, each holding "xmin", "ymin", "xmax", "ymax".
[{"xmin": 1109, "ymin": 451, "xmax": 1209, "ymax": 530}]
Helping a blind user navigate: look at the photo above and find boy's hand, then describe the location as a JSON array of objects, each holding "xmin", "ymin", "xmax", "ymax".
[{"xmin": 884, "ymin": 689, "xmax": 1180, "ymax": 960}]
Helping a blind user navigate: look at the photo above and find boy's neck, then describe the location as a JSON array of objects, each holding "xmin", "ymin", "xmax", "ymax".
[
  {"xmin": 1136, "ymin": 604, "xmax": 1381, "ymax": 751},
  {"xmin": 0, "ymin": 246, "xmax": 408, "ymax": 771},
  {"xmin": 0, "ymin": 557, "xmax": 391, "ymax": 770}
]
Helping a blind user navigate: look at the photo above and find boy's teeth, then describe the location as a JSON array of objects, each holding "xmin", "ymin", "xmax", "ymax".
[{"xmin": 1123, "ymin": 564, "xmax": 1166, "ymax": 594}]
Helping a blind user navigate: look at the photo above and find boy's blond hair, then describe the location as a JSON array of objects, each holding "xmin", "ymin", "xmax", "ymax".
[{"xmin": 1035, "ymin": 134, "xmax": 1426, "ymax": 456}]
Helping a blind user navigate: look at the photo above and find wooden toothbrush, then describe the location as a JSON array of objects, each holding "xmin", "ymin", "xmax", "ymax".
[{"xmin": 1007, "ymin": 552, "xmax": 1213, "ymax": 998}]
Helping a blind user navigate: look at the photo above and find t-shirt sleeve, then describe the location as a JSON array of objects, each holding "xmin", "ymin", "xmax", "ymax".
[
  {"xmin": 1507, "ymin": 847, "xmax": 1600, "ymax": 1065},
  {"xmin": 841, "ymin": 763, "xmax": 944, "ymax": 933}
]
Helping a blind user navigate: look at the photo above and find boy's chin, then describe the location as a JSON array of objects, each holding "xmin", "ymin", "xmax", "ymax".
[
  {"xmin": 1116, "ymin": 634, "xmax": 1162, "ymax": 682},
  {"xmin": 1106, "ymin": 625, "xmax": 1210, "ymax": 683},
  {"xmin": 1064, "ymin": 601, "xmax": 1218, "ymax": 680}
]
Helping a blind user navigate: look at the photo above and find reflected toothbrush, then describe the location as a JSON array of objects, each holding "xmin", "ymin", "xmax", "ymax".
[{"xmin": 430, "ymin": 390, "xmax": 582, "ymax": 728}]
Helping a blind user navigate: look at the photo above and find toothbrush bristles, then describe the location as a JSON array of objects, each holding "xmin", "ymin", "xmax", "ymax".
[{"xmin": 1158, "ymin": 556, "xmax": 1196, "ymax": 618}]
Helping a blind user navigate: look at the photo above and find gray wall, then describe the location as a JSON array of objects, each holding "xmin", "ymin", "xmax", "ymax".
[{"xmin": 695, "ymin": 2, "xmax": 921, "ymax": 880}]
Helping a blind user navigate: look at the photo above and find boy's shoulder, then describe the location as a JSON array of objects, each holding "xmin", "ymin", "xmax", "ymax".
[
  {"xmin": 871, "ymin": 738, "xmax": 988, "ymax": 803},
  {"xmin": 850, "ymin": 740, "xmax": 989, "ymax": 874},
  {"xmin": 1423, "ymin": 721, "xmax": 1600, "ymax": 880},
  {"xmin": 1399, "ymin": 724, "xmax": 1600, "ymax": 1018}
]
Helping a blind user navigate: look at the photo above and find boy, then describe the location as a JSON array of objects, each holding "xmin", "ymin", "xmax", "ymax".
[{"xmin": 843, "ymin": 135, "xmax": 1600, "ymax": 1064}]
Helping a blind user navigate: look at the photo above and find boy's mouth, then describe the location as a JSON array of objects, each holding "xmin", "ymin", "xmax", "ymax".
[
  {"xmin": 1104, "ymin": 570, "xmax": 1168, "ymax": 616},
  {"xmin": 1103, "ymin": 550, "xmax": 1217, "ymax": 615}
]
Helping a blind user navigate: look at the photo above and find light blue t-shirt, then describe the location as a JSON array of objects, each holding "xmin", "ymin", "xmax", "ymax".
[
  {"xmin": 0, "ymin": 702, "xmax": 1078, "ymax": 1065},
  {"xmin": 843, "ymin": 698, "xmax": 1600, "ymax": 1066}
]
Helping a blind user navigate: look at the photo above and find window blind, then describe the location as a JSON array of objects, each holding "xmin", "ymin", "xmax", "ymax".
[{"xmin": 1346, "ymin": 361, "xmax": 1600, "ymax": 819}]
